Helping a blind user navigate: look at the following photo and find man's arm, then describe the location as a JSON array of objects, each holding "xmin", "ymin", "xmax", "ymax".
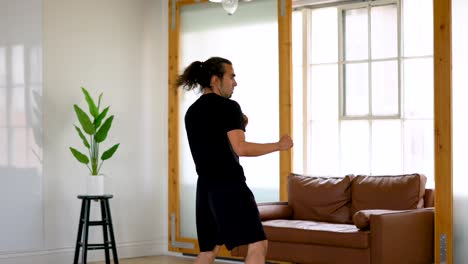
[{"xmin": 227, "ymin": 129, "xmax": 293, "ymax": 157}]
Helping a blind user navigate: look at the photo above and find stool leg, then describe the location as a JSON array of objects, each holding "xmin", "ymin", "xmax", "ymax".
[
  {"xmin": 82, "ymin": 199, "xmax": 91, "ymax": 264},
  {"xmin": 73, "ymin": 199, "xmax": 86, "ymax": 264},
  {"xmin": 104, "ymin": 199, "xmax": 119, "ymax": 264},
  {"xmin": 100, "ymin": 199, "xmax": 111, "ymax": 264}
]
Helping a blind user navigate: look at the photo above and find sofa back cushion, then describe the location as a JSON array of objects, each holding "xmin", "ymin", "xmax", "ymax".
[
  {"xmin": 288, "ymin": 173, "xmax": 354, "ymax": 224},
  {"xmin": 350, "ymin": 173, "xmax": 427, "ymax": 217}
]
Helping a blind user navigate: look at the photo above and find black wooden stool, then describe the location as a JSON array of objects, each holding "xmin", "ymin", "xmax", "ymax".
[{"xmin": 73, "ymin": 195, "xmax": 119, "ymax": 264}]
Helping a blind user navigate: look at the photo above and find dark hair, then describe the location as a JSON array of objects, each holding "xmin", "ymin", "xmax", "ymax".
[{"xmin": 176, "ymin": 57, "xmax": 232, "ymax": 92}]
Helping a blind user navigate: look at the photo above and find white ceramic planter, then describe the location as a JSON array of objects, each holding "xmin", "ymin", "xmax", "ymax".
[{"xmin": 87, "ymin": 175, "xmax": 105, "ymax": 195}]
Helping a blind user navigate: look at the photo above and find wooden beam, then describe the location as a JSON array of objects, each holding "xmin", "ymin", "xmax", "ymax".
[
  {"xmin": 278, "ymin": 0, "xmax": 293, "ymax": 202},
  {"xmin": 433, "ymin": 0, "xmax": 453, "ymax": 263},
  {"xmin": 168, "ymin": 0, "xmax": 181, "ymax": 253}
]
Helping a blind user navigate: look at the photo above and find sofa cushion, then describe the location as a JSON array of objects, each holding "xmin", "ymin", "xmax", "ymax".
[
  {"xmin": 262, "ymin": 219, "xmax": 370, "ymax": 249},
  {"xmin": 350, "ymin": 174, "xmax": 427, "ymax": 217},
  {"xmin": 288, "ymin": 174, "xmax": 354, "ymax": 224}
]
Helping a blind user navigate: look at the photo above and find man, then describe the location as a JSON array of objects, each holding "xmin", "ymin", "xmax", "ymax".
[{"xmin": 176, "ymin": 57, "xmax": 293, "ymax": 264}]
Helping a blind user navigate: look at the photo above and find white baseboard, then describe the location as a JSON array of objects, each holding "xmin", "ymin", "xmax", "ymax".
[{"xmin": 0, "ymin": 240, "xmax": 168, "ymax": 264}]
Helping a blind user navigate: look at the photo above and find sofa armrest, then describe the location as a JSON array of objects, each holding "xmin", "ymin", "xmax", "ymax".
[
  {"xmin": 370, "ymin": 208, "xmax": 434, "ymax": 264},
  {"xmin": 258, "ymin": 202, "xmax": 293, "ymax": 221},
  {"xmin": 353, "ymin": 209, "xmax": 398, "ymax": 230}
]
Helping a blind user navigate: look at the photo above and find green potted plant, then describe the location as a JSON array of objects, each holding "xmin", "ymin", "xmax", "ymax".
[{"xmin": 70, "ymin": 87, "xmax": 120, "ymax": 195}]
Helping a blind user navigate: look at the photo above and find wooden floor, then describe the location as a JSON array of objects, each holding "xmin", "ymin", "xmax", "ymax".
[{"xmin": 93, "ymin": 255, "xmax": 238, "ymax": 264}]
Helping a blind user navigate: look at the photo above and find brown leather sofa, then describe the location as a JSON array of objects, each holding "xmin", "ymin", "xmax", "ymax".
[{"xmin": 232, "ymin": 173, "xmax": 434, "ymax": 264}]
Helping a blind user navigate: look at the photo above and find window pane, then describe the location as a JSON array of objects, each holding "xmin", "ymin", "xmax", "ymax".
[
  {"xmin": 310, "ymin": 64, "xmax": 338, "ymax": 120},
  {"xmin": 403, "ymin": 58, "xmax": 433, "ymax": 119},
  {"xmin": 311, "ymin": 8, "xmax": 338, "ymax": 63},
  {"xmin": 402, "ymin": 0, "xmax": 433, "ymax": 56},
  {"xmin": 309, "ymin": 121, "xmax": 339, "ymax": 175},
  {"xmin": 340, "ymin": 120, "xmax": 369, "ymax": 174},
  {"xmin": 371, "ymin": 4, "xmax": 397, "ymax": 59},
  {"xmin": 371, "ymin": 60, "xmax": 398, "ymax": 116},
  {"xmin": 293, "ymin": 9, "xmax": 304, "ymax": 173},
  {"xmin": 403, "ymin": 120, "xmax": 434, "ymax": 188},
  {"xmin": 344, "ymin": 63, "xmax": 368, "ymax": 116},
  {"xmin": 371, "ymin": 120, "xmax": 402, "ymax": 174},
  {"xmin": 293, "ymin": 11, "xmax": 303, "ymax": 67},
  {"xmin": 344, "ymin": 8, "xmax": 368, "ymax": 61},
  {"xmin": 293, "ymin": 65, "xmax": 304, "ymax": 174}
]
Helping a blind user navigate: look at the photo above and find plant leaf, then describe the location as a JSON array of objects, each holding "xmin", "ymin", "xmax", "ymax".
[
  {"xmin": 95, "ymin": 115, "xmax": 114, "ymax": 143},
  {"xmin": 94, "ymin": 106, "xmax": 109, "ymax": 129},
  {"xmin": 74, "ymin": 104, "xmax": 95, "ymax": 135},
  {"xmin": 101, "ymin": 143, "xmax": 120, "ymax": 160},
  {"xmin": 74, "ymin": 125, "xmax": 90, "ymax": 148},
  {"xmin": 97, "ymin": 93, "xmax": 103, "ymax": 111},
  {"xmin": 70, "ymin": 147, "xmax": 89, "ymax": 164},
  {"xmin": 81, "ymin": 87, "xmax": 99, "ymax": 118}
]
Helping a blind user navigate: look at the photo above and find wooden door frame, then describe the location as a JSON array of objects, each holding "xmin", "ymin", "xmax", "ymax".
[
  {"xmin": 167, "ymin": 0, "xmax": 292, "ymax": 256},
  {"xmin": 434, "ymin": 0, "xmax": 452, "ymax": 263}
]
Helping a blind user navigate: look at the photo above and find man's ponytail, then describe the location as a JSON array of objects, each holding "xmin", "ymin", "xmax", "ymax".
[
  {"xmin": 176, "ymin": 61, "xmax": 205, "ymax": 91},
  {"xmin": 176, "ymin": 57, "xmax": 232, "ymax": 93}
]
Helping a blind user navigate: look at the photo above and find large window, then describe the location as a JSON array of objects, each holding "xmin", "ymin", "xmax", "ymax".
[{"xmin": 293, "ymin": 0, "xmax": 434, "ymax": 187}]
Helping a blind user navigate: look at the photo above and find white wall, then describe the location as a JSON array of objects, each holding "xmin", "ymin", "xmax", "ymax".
[{"xmin": 0, "ymin": 0, "xmax": 168, "ymax": 263}]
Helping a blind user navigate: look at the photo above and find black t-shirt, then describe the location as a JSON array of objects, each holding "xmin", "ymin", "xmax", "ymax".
[{"xmin": 185, "ymin": 93, "xmax": 246, "ymax": 184}]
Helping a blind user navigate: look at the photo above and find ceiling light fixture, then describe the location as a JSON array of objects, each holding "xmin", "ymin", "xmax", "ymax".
[
  {"xmin": 222, "ymin": 0, "xmax": 238, "ymax": 15},
  {"xmin": 209, "ymin": 0, "xmax": 241, "ymax": 15}
]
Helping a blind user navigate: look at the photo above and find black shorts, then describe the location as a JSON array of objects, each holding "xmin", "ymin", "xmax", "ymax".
[{"xmin": 196, "ymin": 179, "xmax": 266, "ymax": 252}]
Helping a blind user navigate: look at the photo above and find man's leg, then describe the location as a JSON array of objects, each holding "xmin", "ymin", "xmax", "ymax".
[
  {"xmin": 245, "ymin": 240, "xmax": 268, "ymax": 264},
  {"xmin": 193, "ymin": 245, "xmax": 221, "ymax": 264}
]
